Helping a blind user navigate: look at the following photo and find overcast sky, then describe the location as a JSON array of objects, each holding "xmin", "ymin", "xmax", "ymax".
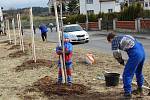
[{"xmin": 0, "ymin": 0, "xmax": 48, "ymax": 10}]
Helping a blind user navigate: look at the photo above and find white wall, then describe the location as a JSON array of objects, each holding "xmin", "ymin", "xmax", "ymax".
[
  {"xmin": 101, "ymin": 1, "xmax": 120, "ymax": 13},
  {"xmin": 80, "ymin": 0, "xmax": 121, "ymax": 14},
  {"xmin": 80, "ymin": 0, "xmax": 101, "ymax": 14},
  {"xmin": 0, "ymin": 8, "xmax": 3, "ymax": 21},
  {"xmin": 144, "ymin": 0, "xmax": 150, "ymax": 10},
  {"xmin": 115, "ymin": 3, "xmax": 121, "ymax": 12}
]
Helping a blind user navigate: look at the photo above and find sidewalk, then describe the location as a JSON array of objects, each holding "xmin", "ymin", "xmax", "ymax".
[{"xmin": 89, "ymin": 30, "xmax": 150, "ymax": 40}]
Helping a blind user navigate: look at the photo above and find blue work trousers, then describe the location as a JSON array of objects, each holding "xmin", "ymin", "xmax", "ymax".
[
  {"xmin": 123, "ymin": 42, "xmax": 145, "ymax": 94},
  {"xmin": 58, "ymin": 61, "xmax": 73, "ymax": 83}
]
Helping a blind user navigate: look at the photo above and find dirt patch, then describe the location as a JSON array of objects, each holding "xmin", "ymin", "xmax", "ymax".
[
  {"xmin": 0, "ymin": 40, "xmax": 10, "ymax": 44},
  {"xmin": 21, "ymin": 76, "xmax": 150, "ymax": 100},
  {"xmin": 0, "ymin": 40, "xmax": 13, "ymax": 44},
  {"xmin": 15, "ymin": 59, "xmax": 55, "ymax": 72},
  {"xmin": 33, "ymin": 76, "xmax": 89, "ymax": 96},
  {"xmin": 8, "ymin": 45, "xmax": 20, "ymax": 50},
  {"xmin": 8, "ymin": 50, "xmax": 28, "ymax": 58}
]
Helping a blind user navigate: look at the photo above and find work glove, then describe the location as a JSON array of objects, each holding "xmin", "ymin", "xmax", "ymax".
[
  {"xmin": 56, "ymin": 46, "xmax": 63, "ymax": 55},
  {"xmin": 57, "ymin": 46, "xmax": 63, "ymax": 50},
  {"xmin": 57, "ymin": 50, "xmax": 62, "ymax": 55}
]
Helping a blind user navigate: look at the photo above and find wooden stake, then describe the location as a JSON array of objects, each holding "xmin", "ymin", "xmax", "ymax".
[
  {"xmin": 30, "ymin": 7, "xmax": 36, "ymax": 63},
  {"xmin": 6, "ymin": 20, "xmax": 11, "ymax": 44},
  {"xmin": 60, "ymin": 0, "xmax": 67, "ymax": 83},
  {"xmin": 17, "ymin": 14, "xmax": 22, "ymax": 48},
  {"xmin": 53, "ymin": 0, "xmax": 66, "ymax": 83},
  {"xmin": 18, "ymin": 14, "xmax": 25, "ymax": 52},
  {"xmin": 12, "ymin": 18, "xmax": 17, "ymax": 45}
]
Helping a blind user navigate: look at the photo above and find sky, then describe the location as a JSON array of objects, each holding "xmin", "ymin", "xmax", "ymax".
[{"xmin": 0, "ymin": 0, "xmax": 49, "ymax": 10}]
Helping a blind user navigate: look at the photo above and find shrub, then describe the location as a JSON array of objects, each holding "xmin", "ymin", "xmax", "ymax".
[
  {"xmin": 76, "ymin": 14, "xmax": 86, "ymax": 23},
  {"xmin": 88, "ymin": 14, "xmax": 98, "ymax": 22},
  {"xmin": 119, "ymin": 3, "xmax": 143, "ymax": 21}
]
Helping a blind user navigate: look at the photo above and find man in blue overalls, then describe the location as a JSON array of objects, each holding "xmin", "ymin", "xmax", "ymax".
[
  {"xmin": 56, "ymin": 33, "xmax": 73, "ymax": 85},
  {"xmin": 107, "ymin": 32, "xmax": 145, "ymax": 98}
]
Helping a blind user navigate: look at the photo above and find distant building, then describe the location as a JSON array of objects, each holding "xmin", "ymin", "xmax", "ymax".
[{"xmin": 80, "ymin": 0, "xmax": 121, "ymax": 14}]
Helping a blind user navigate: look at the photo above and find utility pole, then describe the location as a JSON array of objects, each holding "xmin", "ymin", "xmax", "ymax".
[
  {"xmin": 48, "ymin": 0, "xmax": 52, "ymax": 14},
  {"xmin": 99, "ymin": 0, "xmax": 101, "ymax": 13},
  {"xmin": 85, "ymin": 0, "xmax": 88, "ymax": 31}
]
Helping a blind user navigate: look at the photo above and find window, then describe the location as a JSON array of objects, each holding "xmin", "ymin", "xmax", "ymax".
[
  {"xmin": 87, "ymin": 10, "xmax": 94, "ymax": 14},
  {"xmin": 86, "ymin": 0, "xmax": 93, "ymax": 4},
  {"xmin": 145, "ymin": 2, "xmax": 148, "ymax": 7},
  {"xmin": 108, "ymin": 9, "xmax": 113, "ymax": 13}
]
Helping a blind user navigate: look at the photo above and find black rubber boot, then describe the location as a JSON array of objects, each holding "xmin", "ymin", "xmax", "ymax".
[
  {"xmin": 132, "ymin": 87, "xmax": 143, "ymax": 95},
  {"xmin": 124, "ymin": 93, "xmax": 132, "ymax": 99}
]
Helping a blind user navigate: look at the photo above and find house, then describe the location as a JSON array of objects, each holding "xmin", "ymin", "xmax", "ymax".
[
  {"xmin": 79, "ymin": 0, "xmax": 121, "ymax": 14},
  {"xmin": 125, "ymin": 0, "xmax": 150, "ymax": 10},
  {"xmin": 0, "ymin": 7, "xmax": 3, "ymax": 21},
  {"xmin": 144, "ymin": 0, "xmax": 150, "ymax": 10}
]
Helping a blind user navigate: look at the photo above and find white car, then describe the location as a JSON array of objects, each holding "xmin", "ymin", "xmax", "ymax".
[{"xmin": 63, "ymin": 24, "xmax": 89, "ymax": 43}]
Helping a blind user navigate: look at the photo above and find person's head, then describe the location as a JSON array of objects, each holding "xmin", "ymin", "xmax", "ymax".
[
  {"xmin": 107, "ymin": 32, "xmax": 116, "ymax": 43},
  {"xmin": 63, "ymin": 33, "xmax": 70, "ymax": 42}
]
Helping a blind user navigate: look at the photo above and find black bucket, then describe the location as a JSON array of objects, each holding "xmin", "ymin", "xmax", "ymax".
[{"xmin": 104, "ymin": 73, "xmax": 120, "ymax": 87}]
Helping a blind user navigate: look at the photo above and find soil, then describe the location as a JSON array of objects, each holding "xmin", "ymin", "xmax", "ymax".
[
  {"xmin": 8, "ymin": 50, "xmax": 28, "ymax": 58},
  {"xmin": 15, "ymin": 59, "xmax": 55, "ymax": 72},
  {"xmin": 34, "ymin": 76, "xmax": 88, "ymax": 96},
  {"xmin": 20, "ymin": 76, "xmax": 150, "ymax": 100},
  {"xmin": 0, "ymin": 40, "xmax": 13, "ymax": 44},
  {"xmin": 0, "ymin": 40, "xmax": 10, "ymax": 44},
  {"xmin": 8, "ymin": 45, "xmax": 20, "ymax": 50},
  {"xmin": 0, "ymin": 34, "xmax": 150, "ymax": 100}
]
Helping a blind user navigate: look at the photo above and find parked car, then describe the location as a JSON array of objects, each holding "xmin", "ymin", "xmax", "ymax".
[{"xmin": 63, "ymin": 24, "xmax": 89, "ymax": 43}]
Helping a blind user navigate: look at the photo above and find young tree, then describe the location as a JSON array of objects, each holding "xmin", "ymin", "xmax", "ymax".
[
  {"xmin": 51, "ymin": 3, "xmax": 66, "ymax": 14},
  {"xmin": 67, "ymin": 0, "xmax": 79, "ymax": 14}
]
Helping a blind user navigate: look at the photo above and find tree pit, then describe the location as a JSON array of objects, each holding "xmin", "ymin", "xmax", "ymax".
[
  {"xmin": 15, "ymin": 59, "xmax": 55, "ymax": 72},
  {"xmin": 8, "ymin": 45, "xmax": 20, "ymax": 50},
  {"xmin": 34, "ymin": 76, "xmax": 88, "ymax": 96},
  {"xmin": 9, "ymin": 50, "xmax": 28, "ymax": 58}
]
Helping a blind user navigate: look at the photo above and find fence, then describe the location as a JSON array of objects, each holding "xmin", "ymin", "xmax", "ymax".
[
  {"xmin": 79, "ymin": 18, "xmax": 150, "ymax": 33},
  {"xmin": 113, "ymin": 18, "xmax": 150, "ymax": 33}
]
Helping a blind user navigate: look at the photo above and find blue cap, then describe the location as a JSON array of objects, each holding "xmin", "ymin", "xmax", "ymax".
[{"xmin": 63, "ymin": 33, "xmax": 70, "ymax": 39}]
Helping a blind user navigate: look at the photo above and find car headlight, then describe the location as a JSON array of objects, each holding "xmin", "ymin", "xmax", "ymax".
[{"xmin": 85, "ymin": 33, "xmax": 89, "ymax": 37}]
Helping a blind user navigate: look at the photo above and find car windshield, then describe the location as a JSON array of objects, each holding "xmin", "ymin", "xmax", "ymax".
[{"xmin": 63, "ymin": 25, "xmax": 83, "ymax": 32}]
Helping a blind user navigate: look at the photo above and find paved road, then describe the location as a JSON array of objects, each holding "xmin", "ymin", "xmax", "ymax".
[
  {"xmin": 79, "ymin": 32, "xmax": 150, "ymax": 60},
  {"xmin": 25, "ymin": 29, "xmax": 150, "ymax": 60}
]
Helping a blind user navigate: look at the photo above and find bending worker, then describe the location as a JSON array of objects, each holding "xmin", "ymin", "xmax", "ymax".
[
  {"xmin": 56, "ymin": 33, "xmax": 73, "ymax": 85},
  {"xmin": 107, "ymin": 32, "xmax": 145, "ymax": 98},
  {"xmin": 39, "ymin": 24, "xmax": 48, "ymax": 42}
]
